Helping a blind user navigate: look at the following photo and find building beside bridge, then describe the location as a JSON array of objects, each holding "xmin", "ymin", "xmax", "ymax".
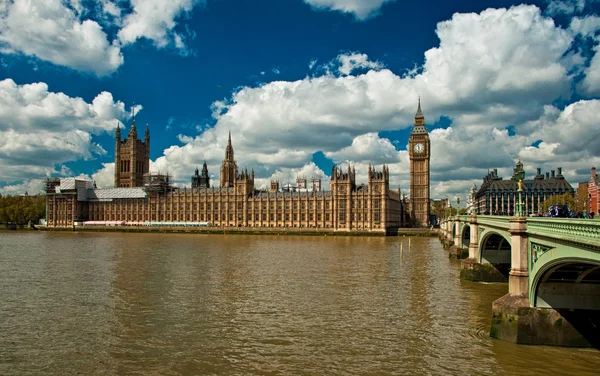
[
  {"xmin": 474, "ymin": 160, "xmax": 574, "ymax": 215},
  {"xmin": 589, "ymin": 167, "xmax": 599, "ymax": 215}
]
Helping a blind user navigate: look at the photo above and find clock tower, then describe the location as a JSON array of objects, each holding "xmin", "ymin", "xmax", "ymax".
[{"xmin": 408, "ymin": 98, "xmax": 431, "ymax": 226}]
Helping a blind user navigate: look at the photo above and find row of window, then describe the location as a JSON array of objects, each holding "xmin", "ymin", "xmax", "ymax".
[{"xmin": 91, "ymin": 212, "xmax": 382, "ymax": 223}]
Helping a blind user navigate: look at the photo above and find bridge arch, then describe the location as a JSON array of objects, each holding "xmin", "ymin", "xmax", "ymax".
[
  {"xmin": 479, "ymin": 230, "xmax": 511, "ymax": 279},
  {"xmin": 532, "ymin": 259, "xmax": 600, "ymax": 310},
  {"xmin": 461, "ymin": 224, "xmax": 470, "ymax": 249},
  {"xmin": 531, "ymin": 255, "xmax": 600, "ymax": 347}
]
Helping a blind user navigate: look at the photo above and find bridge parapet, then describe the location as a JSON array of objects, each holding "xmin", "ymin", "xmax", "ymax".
[
  {"xmin": 475, "ymin": 215, "xmax": 511, "ymax": 231},
  {"xmin": 526, "ymin": 218, "xmax": 600, "ymax": 250}
]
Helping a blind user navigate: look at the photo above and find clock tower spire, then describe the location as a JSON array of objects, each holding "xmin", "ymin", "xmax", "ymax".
[{"xmin": 408, "ymin": 97, "xmax": 431, "ymax": 226}]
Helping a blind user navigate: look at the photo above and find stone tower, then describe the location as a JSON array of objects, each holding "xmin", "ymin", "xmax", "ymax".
[
  {"xmin": 192, "ymin": 161, "xmax": 210, "ymax": 188},
  {"xmin": 408, "ymin": 98, "xmax": 431, "ymax": 226},
  {"xmin": 368, "ymin": 164, "xmax": 389, "ymax": 228},
  {"xmin": 220, "ymin": 132, "xmax": 238, "ymax": 188},
  {"xmin": 330, "ymin": 165, "xmax": 356, "ymax": 230},
  {"xmin": 114, "ymin": 118, "xmax": 150, "ymax": 188}
]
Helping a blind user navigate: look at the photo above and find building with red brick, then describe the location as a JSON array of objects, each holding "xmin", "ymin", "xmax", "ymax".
[{"xmin": 589, "ymin": 167, "xmax": 599, "ymax": 215}]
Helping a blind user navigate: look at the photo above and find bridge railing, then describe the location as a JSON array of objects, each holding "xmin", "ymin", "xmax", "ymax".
[
  {"xmin": 473, "ymin": 215, "xmax": 512, "ymax": 230},
  {"xmin": 526, "ymin": 217, "xmax": 600, "ymax": 250}
]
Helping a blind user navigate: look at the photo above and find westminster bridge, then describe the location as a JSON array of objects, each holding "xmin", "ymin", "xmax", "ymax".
[{"xmin": 439, "ymin": 215, "xmax": 600, "ymax": 347}]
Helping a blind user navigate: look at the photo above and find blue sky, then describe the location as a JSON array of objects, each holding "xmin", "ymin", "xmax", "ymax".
[{"xmin": 1, "ymin": 0, "xmax": 599, "ymax": 203}]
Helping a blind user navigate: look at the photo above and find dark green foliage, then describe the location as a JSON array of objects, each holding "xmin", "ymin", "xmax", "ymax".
[{"xmin": 0, "ymin": 195, "xmax": 46, "ymax": 224}]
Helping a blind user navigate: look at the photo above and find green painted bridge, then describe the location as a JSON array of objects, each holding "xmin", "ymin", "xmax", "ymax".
[{"xmin": 440, "ymin": 215, "xmax": 600, "ymax": 347}]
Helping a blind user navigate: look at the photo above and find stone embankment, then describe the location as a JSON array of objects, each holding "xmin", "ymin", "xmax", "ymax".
[{"xmin": 40, "ymin": 225, "xmax": 436, "ymax": 237}]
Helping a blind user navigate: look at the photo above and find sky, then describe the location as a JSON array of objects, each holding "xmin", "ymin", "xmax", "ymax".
[{"xmin": 1, "ymin": 0, "xmax": 600, "ymax": 204}]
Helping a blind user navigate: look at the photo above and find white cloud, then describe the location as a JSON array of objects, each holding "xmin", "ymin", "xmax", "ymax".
[
  {"xmin": 336, "ymin": 52, "xmax": 384, "ymax": 75},
  {"xmin": 303, "ymin": 0, "xmax": 397, "ymax": 20},
  {"xmin": 0, "ymin": 179, "xmax": 46, "ymax": 196},
  {"xmin": 99, "ymin": 0, "xmax": 122, "ymax": 21},
  {"xmin": 569, "ymin": 15, "xmax": 600, "ymax": 36},
  {"xmin": 96, "ymin": 5, "xmax": 584, "ymax": 201},
  {"xmin": 0, "ymin": 0, "xmax": 123, "ymax": 75},
  {"xmin": 546, "ymin": 0, "xmax": 585, "ymax": 15},
  {"xmin": 91, "ymin": 162, "xmax": 115, "ymax": 188},
  {"xmin": 325, "ymin": 133, "xmax": 400, "ymax": 164},
  {"xmin": 5, "ymin": 4, "xmax": 599, "ymax": 202},
  {"xmin": 580, "ymin": 45, "xmax": 600, "ymax": 95},
  {"xmin": 0, "ymin": 0, "xmax": 205, "ymax": 74},
  {"xmin": 0, "ymin": 79, "xmax": 135, "ymax": 186},
  {"xmin": 570, "ymin": 16, "xmax": 600, "ymax": 96},
  {"xmin": 117, "ymin": 0, "xmax": 201, "ymax": 50},
  {"xmin": 526, "ymin": 99, "xmax": 600, "ymax": 158},
  {"xmin": 544, "ymin": 0, "xmax": 599, "ymax": 15},
  {"xmin": 0, "ymin": 79, "xmax": 130, "ymax": 133},
  {"xmin": 253, "ymin": 162, "xmax": 327, "ymax": 190}
]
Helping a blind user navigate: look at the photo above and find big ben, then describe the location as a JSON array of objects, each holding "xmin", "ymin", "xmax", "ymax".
[{"xmin": 408, "ymin": 98, "xmax": 430, "ymax": 226}]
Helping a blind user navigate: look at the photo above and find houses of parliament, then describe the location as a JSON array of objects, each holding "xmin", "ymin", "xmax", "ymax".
[{"xmin": 45, "ymin": 101, "xmax": 431, "ymax": 232}]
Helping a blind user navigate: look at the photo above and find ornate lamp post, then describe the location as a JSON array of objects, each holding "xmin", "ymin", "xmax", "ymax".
[
  {"xmin": 583, "ymin": 197, "xmax": 587, "ymax": 219},
  {"xmin": 516, "ymin": 179, "xmax": 524, "ymax": 217}
]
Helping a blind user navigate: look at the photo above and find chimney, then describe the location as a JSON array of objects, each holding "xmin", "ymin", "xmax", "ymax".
[
  {"xmin": 536, "ymin": 167, "xmax": 541, "ymax": 176},
  {"xmin": 551, "ymin": 170, "xmax": 555, "ymax": 178},
  {"xmin": 557, "ymin": 167, "xmax": 562, "ymax": 176},
  {"xmin": 545, "ymin": 172, "xmax": 550, "ymax": 179},
  {"xmin": 494, "ymin": 168, "xmax": 498, "ymax": 177},
  {"xmin": 592, "ymin": 167, "xmax": 597, "ymax": 178}
]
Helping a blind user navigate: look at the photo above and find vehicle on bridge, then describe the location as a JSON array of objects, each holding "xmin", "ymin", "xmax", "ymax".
[{"xmin": 547, "ymin": 204, "xmax": 571, "ymax": 218}]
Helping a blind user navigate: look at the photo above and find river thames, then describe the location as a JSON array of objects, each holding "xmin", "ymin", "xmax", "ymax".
[{"xmin": 0, "ymin": 232, "xmax": 598, "ymax": 375}]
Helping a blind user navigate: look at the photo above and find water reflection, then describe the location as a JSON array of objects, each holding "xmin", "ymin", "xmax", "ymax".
[{"xmin": 0, "ymin": 232, "xmax": 599, "ymax": 375}]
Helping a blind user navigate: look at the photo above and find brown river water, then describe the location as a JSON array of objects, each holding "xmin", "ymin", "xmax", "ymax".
[{"xmin": 0, "ymin": 231, "xmax": 599, "ymax": 375}]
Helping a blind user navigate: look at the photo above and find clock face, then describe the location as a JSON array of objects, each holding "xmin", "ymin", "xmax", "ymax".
[{"xmin": 413, "ymin": 143, "xmax": 425, "ymax": 153}]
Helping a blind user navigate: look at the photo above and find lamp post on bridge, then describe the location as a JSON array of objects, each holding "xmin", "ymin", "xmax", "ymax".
[{"xmin": 516, "ymin": 179, "xmax": 524, "ymax": 217}]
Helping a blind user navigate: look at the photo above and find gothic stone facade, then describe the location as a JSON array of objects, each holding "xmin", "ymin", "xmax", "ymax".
[
  {"xmin": 114, "ymin": 119, "xmax": 150, "ymax": 188},
  {"xmin": 408, "ymin": 98, "xmax": 431, "ymax": 226},
  {"xmin": 45, "ymin": 129, "xmax": 410, "ymax": 232},
  {"xmin": 474, "ymin": 160, "xmax": 574, "ymax": 215},
  {"xmin": 191, "ymin": 161, "xmax": 210, "ymax": 188}
]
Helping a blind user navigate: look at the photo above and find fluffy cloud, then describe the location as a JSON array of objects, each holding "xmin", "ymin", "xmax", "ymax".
[
  {"xmin": 89, "ymin": 4, "xmax": 592, "ymax": 203},
  {"xmin": 0, "ymin": 179, "xmax": 46, "ymax": 196},
  {"xmin": 303, "ymin": 0, "xmax": 397, "ymax": 20},
  {"xmin": 336, "ymin": 52, "xmax": 384, "ymax": 75},
  {"xmin": 526, "ymin": 100, "xmax": 600, "ymax": 158},
  {"xmin": 0, "ymin": 79, "xmax": 133, "ymax": 186},
  {"xmin": 545, "ymin": 0, "xmax": 599, "ymax": 16},
  {"xmin": 117, "ymin": 0, "xmax": 200, "ymax": 49},
  {"xmin": 91, "ymin": 162, "xmax": 115, "ymax": 189},
  {"xmin": 5, "ymin": 4, "xmax": 600, "ymax": 204},
  {"xmin": 253, "ymin": 162, "xmax": 327, "ymax": 190},
  {"xmin": 546, "ymin": 0, "xmax": 587, "ymax": 15},
  {"xmin": 0, "ymin": 79, "xmax": 129, "ymax": 133},
  {"xmin": 0, "ymin": 0, "xmax": 123, "ymax": 75},
  {"xmin": 325, "ymin": 133, "xmax": 400, "ymax": 164},
  {"xmin": 570, "ymin": 16, "xmax": 600, "ymax": 96},
  {"xmin": 0, "ymin": 0, "xmax": 203, "ymax": 75}
]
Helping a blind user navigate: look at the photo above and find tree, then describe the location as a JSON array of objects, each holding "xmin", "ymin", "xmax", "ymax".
[
  {"xmin": 540, "ymin": 192, "xmax": 578, "ymax": 214},
  {"xmin": 444, "ymin": 207, "xmax": 459, "ymax": 217},
  {"xmin": 0, "ymin": 195, "xmax": 46, "ymax": 223},
  {"xmin": 431, "ymin": 200, "xmax": 448, "ymax": 219}
]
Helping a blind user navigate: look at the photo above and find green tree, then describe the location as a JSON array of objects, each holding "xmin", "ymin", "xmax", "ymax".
[
  {"xmin": 540, "ymin": 193, "xmax": 578, "ymax": 214},
  {"xmin": 431, "ymin": 200, "xmax": 447, "ymax": 219},
  {"xmin": 0, "ymin": 195, "xmax": 46, "ymax": 224}
]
